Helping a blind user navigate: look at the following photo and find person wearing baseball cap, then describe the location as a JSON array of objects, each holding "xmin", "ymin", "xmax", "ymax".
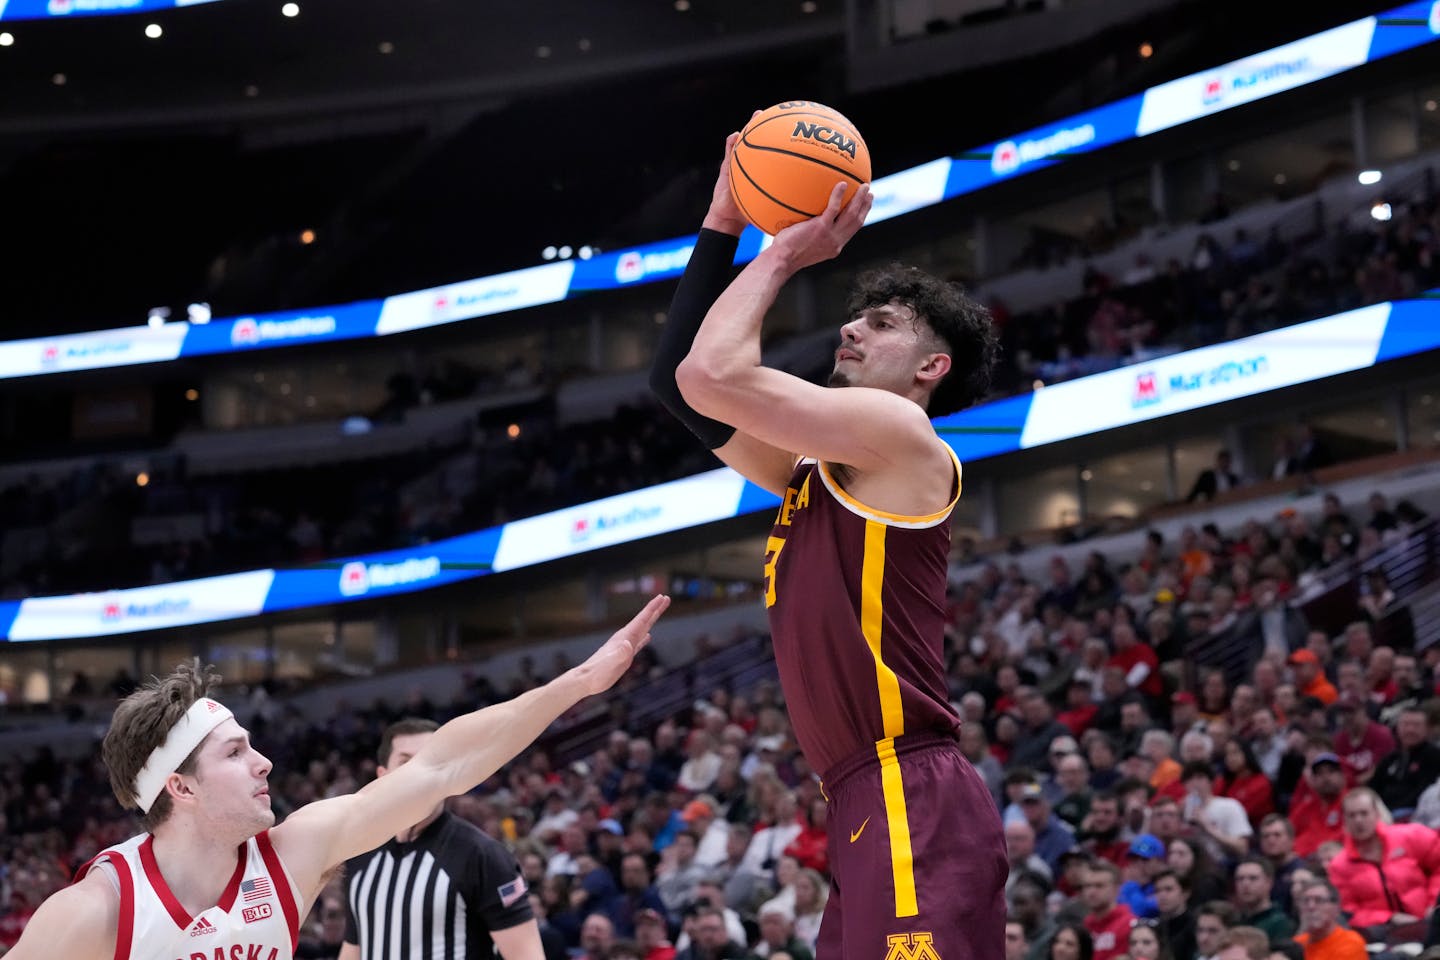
[
  {"xmin": 1333, "ymin": 692, "xmax": 1395, "ymax": 785},
  {"xmin": 1118, "ymin": 834, "xmax": 1167, "ymax": 919},
  {"xmin": 1291, "ymin": 753, "xmax": 1349, "ymax": 857},
  {"xmin": 1288, "ymin": 648, "xmax": 1337, "ymax": 706}
]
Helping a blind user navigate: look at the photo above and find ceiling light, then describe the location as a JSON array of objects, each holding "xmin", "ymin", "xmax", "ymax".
[
  {"xmin": 244, "ymin": 84, "xmax": 259, "ymax": 97},
  {"xmin": 1371, "ymin": 202, "xmax": 1392, "ymax": 222},
  {"xmin": 675, "ymin": 0, "xmax": 690, "ymax": 10},
  {"xmin": 52, "ymin": 72, "xmax": 67, "ymax": 86},
  {"xmin": 300, "ymin": 228, "xmax": 316, "ymax": 245},
  {"xmin": 0, "ymin": 32, "xmax": 15, "ymax": 47},
  {"xmin": 578, "ymin": 246, "xmax": 593, "ymax": 260},
  {"xmin": 186, "ymin": 302, "xmax": 211, "ymax": 324},
  {"xmin": 1080, "ymin": 469, "xmax": 1094, "ymax": 482},
  {"xmin": 1273, "ymin": 173, "xmax": 1287, "ymax": 185},
  {"xmin": 1138, "ymin": 42, "xmax": 1153, "ymax": 58},
  {"xmin": 281, "ymin": 2, "xmax": 299, "ymax": 17},
  {"xmin": 147, "ymin": 307, "xmax": 171, "ymax": 326},
  {"xmin": 1427, "ymin": 100, "xmax": 1438, "ymax": 112},
  {"xmin": 542, "ymin": 245, "xmax": 557, "ymax": 260},
  {"xmin": 536, "ymin": 45, "xmax": 552, "ymax": 58},
  {"xmin": 1358, "ymin": 169, "xmax": 1382, "ymax": 185},
  {"xmin": 378, "ymin": 40, "xmax": 394, "ymax": 54},
  {"xmin": 185, "ymin": 389, "xmax": 199, "ymax": 401},
  {"xmin": 1227, "ymin": 159, "xmax": 1240, "ymax": 171},
  {"xmin": 144, "ymin": 23, "xmax": 162, "ymax": 38},
  {"xmin": 558, "ymin": 245, "xmax": 573, "ymax": 259},
  {"xmin": 136, "ymin": 472, "xmax": 150, "ymax": 488},
  {"xmin": 507, "ymin": 424, "xmax": 521, "ymax": 439},
  {"xmin": 801, "ymin": 0, "xmax": 817, "ymax": 11},
  {"xmin": 577, "ymin": 38, "xmax": 592, "ymax": 52}
]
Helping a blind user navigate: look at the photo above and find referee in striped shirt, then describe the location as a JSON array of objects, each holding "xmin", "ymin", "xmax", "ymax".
[{"xmin": 340, "ymin": 719, "xmax": 544, "ymax": 960}]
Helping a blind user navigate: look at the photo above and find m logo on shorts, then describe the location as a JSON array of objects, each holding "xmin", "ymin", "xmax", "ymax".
[{"xmin": 885, "ymin": 932, "xmax": 941, "ymax": 960}]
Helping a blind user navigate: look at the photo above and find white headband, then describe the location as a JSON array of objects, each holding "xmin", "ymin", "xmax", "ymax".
[{"xmin": 133, "ymin": 697, "xmax": 233, "ymax": 813}]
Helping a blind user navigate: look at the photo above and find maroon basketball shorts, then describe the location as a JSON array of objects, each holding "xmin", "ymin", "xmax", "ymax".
[{"xmin": 815, "ymin": 733, "xmax": 1007, "ymax": 960}]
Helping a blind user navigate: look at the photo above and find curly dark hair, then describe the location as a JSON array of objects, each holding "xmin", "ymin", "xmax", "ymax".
[{"xmin": 844, "ymin": 263, "xmax": 999, "ymax": 417}]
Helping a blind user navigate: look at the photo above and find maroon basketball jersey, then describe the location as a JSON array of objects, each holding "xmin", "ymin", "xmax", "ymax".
[{"xmin": 764, "ymin": 453, "xmax": 962, "ymax": 777}]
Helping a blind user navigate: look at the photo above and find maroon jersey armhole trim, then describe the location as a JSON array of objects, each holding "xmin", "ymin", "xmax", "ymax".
[{"xmin": 255, "ymin": 829, "xmax": 300, "ymax": 950}]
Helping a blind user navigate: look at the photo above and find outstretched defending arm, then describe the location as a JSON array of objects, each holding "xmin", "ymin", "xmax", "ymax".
[{"xmin": 272, "ymin": 595, "xmax": 670, "ymax": 899}]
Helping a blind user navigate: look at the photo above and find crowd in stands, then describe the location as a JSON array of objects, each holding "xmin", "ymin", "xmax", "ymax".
[{"xmin": 2, "ymin": 480, "xmax": 1439, "ymax": 960}]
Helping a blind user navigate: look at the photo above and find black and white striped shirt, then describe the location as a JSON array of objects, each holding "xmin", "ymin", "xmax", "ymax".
[{"xmin": 343, "ymin": 811, "xmax": 533, "ymax": 960}]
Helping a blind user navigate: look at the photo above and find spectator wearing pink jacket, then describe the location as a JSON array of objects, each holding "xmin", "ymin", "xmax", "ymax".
[{"xmin": 1326, "ymin": 788, "xmax": 1440, "ymax": 929}]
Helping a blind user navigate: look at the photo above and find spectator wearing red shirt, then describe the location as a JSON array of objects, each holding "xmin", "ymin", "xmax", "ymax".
[
  {"xmin": 1058, "ymin": 678, "xmax": 1099, "ymax": 737},
  {"xmin": 635, "ymin": 908, "xmax": 678, "ymax": 960},
  {"xmin": 1332, "ymin": 693, "xmax": 1395, "ymax": 785},
  {"xmin": 1082, "ymin": 860, "xmax": 1136, "ymax": 960},
  {"xmin": 1078, "ymin": 791, "xmax": 1131, "ymax": 866},
  {"xmin": 1365, "ymin": 647, "xmax": 1398, "ymax": 707},
  {"xmin": 1110, "ymin": 624, "xmax": 1163, "ymax": 700},
  {"xmin": 1215, "ymin": 739, "xmax": 1274, "ymax": 831},
  {"xmin": 1292, "ymin": 754, "xmax": 1348, "ymax": 858},
  {"xmin": 782, "ymin": 796, "xmax": 828, "ymax": 875}
]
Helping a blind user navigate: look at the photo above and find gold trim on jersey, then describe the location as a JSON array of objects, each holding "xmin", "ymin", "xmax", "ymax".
[
  {"xmin": 877, "ymin": 736, "xmax": 919, "ymax": 918},
  {"xmin": 862, "ymin": 520, "xmax": 906, "ymax": 740},
  {"xmin": 815, "ymin": 448, "xmax": 963, "ymax": 529}
]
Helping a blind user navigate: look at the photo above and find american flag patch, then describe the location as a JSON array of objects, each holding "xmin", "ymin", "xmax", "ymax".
[
  {"xmin": 241, "ymin": 877, "xmax": 272, "ymax": 902},
  {"xmin": 497, "ymin": 876, "xmax": 527, "ymax": 908}
]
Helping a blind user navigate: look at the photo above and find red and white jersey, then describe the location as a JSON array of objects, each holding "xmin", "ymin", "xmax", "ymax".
[{"xmin": 74, "ymin": 829, "xmax": 301, "ymax": 960}]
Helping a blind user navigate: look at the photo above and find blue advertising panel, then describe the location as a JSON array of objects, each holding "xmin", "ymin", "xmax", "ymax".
[
  {"xmin": 0, "ymin": 0, "xmax": 224, "ymax": 20},
  {"xmin": 8, "ymin": 298, "xmax": 1440, "ymax": 640}
]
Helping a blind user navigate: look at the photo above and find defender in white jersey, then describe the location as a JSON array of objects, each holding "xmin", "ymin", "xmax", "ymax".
[{"xmin": 5, "ymin": 595, "xmax": 670, "ymax": 960}]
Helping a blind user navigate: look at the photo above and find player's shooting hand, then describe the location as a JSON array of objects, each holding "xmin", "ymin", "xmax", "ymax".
[
  {"xmin": 578, "ymin": 594, "xmax": 670, "ymax": 696},
  {"xmin": 769, "ymin": 180, "xmax": 873, "ymax": 273},
  {"xmin": 703, "ymin": 131, "xmax": 749, "ymax": 236}
]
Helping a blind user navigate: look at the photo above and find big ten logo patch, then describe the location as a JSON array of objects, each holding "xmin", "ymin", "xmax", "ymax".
[
  {"xmin": 885, "ymin": 932, "xmax": 941, "ymax": 960},
  {"xmin": 242, "ymin": 903, "xmax": 274, "ymax": 924}
]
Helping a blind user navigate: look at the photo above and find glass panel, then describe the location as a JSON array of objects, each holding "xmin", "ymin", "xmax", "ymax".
[
  {"xmin": 1306, "ymin": 394, "xmax": 1398, "ymax": 464},
  {"xmin": 990, "ymin": 187, "xmax": 1111, "ymax": 272},
  {"xmin": 1417, "ymin": 84, "xmax": 1440, "ymax": 153},
  {"xmin": 1218, "ymin": 108, "xmax": 1354, "ymax": 209},
  {"xmin": 204, "ymin": 627, "xmax": 270, "ymax": 685},
  {"xmin": 1366, "ymin": 91, "xmax": 1419, "ymax": 165},
  {"xmin": 998, "ymin": 463, "xmax": 1078, "ymax": 534},
  {"xmin": 1113, "ymin": 167, "xmax": 1159, "ymax": 239},
  {"xmin": 0, "ymin": 645, "xmax": 51, "ymax": 705},
  {"xmin": 1405, "ymin": 380, "xmax": 1440, "ymax": 451},
  {"xmin": 51, "ymin": 645, "xmax": 133, "ymax": 700},
  {"xmin": 272, "ymin": 621, "xmax": 341, "ymax": 682},
  {"xmin": 1166, "ymin": 153, "xmax": 1215, "ymax": 224},
  {"xmin": 1172, "ymin": 431, "xmax": 1228, "ymax": 498},
  {"xmin": 1085, "ymin": 444, "xmax": 1170, "ymax": 519}
]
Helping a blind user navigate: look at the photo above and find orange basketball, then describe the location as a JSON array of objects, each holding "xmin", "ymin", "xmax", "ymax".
[{"xmin": 729, "ymin": 101, "xmax": 871, "ymax": 236}]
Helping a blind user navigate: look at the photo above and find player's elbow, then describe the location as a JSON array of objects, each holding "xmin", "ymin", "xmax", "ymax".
[{"xmin": 675, "ymin": 354, "xmax": 726, "ymax": 413}]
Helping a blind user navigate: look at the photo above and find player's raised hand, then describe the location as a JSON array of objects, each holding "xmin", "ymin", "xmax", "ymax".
[
  {"xmin": 578, "ymin": 594, "xmax": 671, "ymax": 696},
  {"xmin": 704, "ymin": 130, "xmax": 749, "ymax": 236},
  {"xmin": 769, "ymin": 180, "xmax": 873, "ymax": 273}
]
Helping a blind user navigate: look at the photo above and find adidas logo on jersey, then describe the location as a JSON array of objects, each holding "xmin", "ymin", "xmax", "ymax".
[{"xmin": 190, "ymin": 917, "xmax": 219, "ymax": 937}]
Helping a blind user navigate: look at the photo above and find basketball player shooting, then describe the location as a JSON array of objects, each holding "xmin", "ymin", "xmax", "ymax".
[
  {"xmin": 651, "ymin": 133, "xmax": 1006, "ymax": 960},
  {"xmin": 5, "ymin": 594, "xmax": 670, "ymax": 960}
]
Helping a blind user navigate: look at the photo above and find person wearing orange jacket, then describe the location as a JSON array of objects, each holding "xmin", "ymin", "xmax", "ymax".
[{"xmin": 1324, "ymin": 787, "xmax": 1440, "ymax": 932}]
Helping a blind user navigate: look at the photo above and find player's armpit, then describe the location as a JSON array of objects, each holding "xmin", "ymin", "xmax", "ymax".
[
  {"xmin": 337, "ymin": 942, "xmax": 361, "ymax": 960},
  {"xmin": 713, "ymin": 431, "xmax": 795, "ymax": 497},
  {"xmin": 6, "ymin": 870, "xmax": 117, "ymax": 960},
  {"xmin": 681, "ymin": 362, "xmax": 942, "ymax": 475},
  {"xmin": 491, "ymin": 919, "xmax": 547, "ymax": 960}
]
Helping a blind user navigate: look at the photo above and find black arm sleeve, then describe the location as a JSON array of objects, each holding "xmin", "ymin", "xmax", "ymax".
[{"xmin": 648, "ymin": 227, "xmax": 741, "ymax": 450}]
